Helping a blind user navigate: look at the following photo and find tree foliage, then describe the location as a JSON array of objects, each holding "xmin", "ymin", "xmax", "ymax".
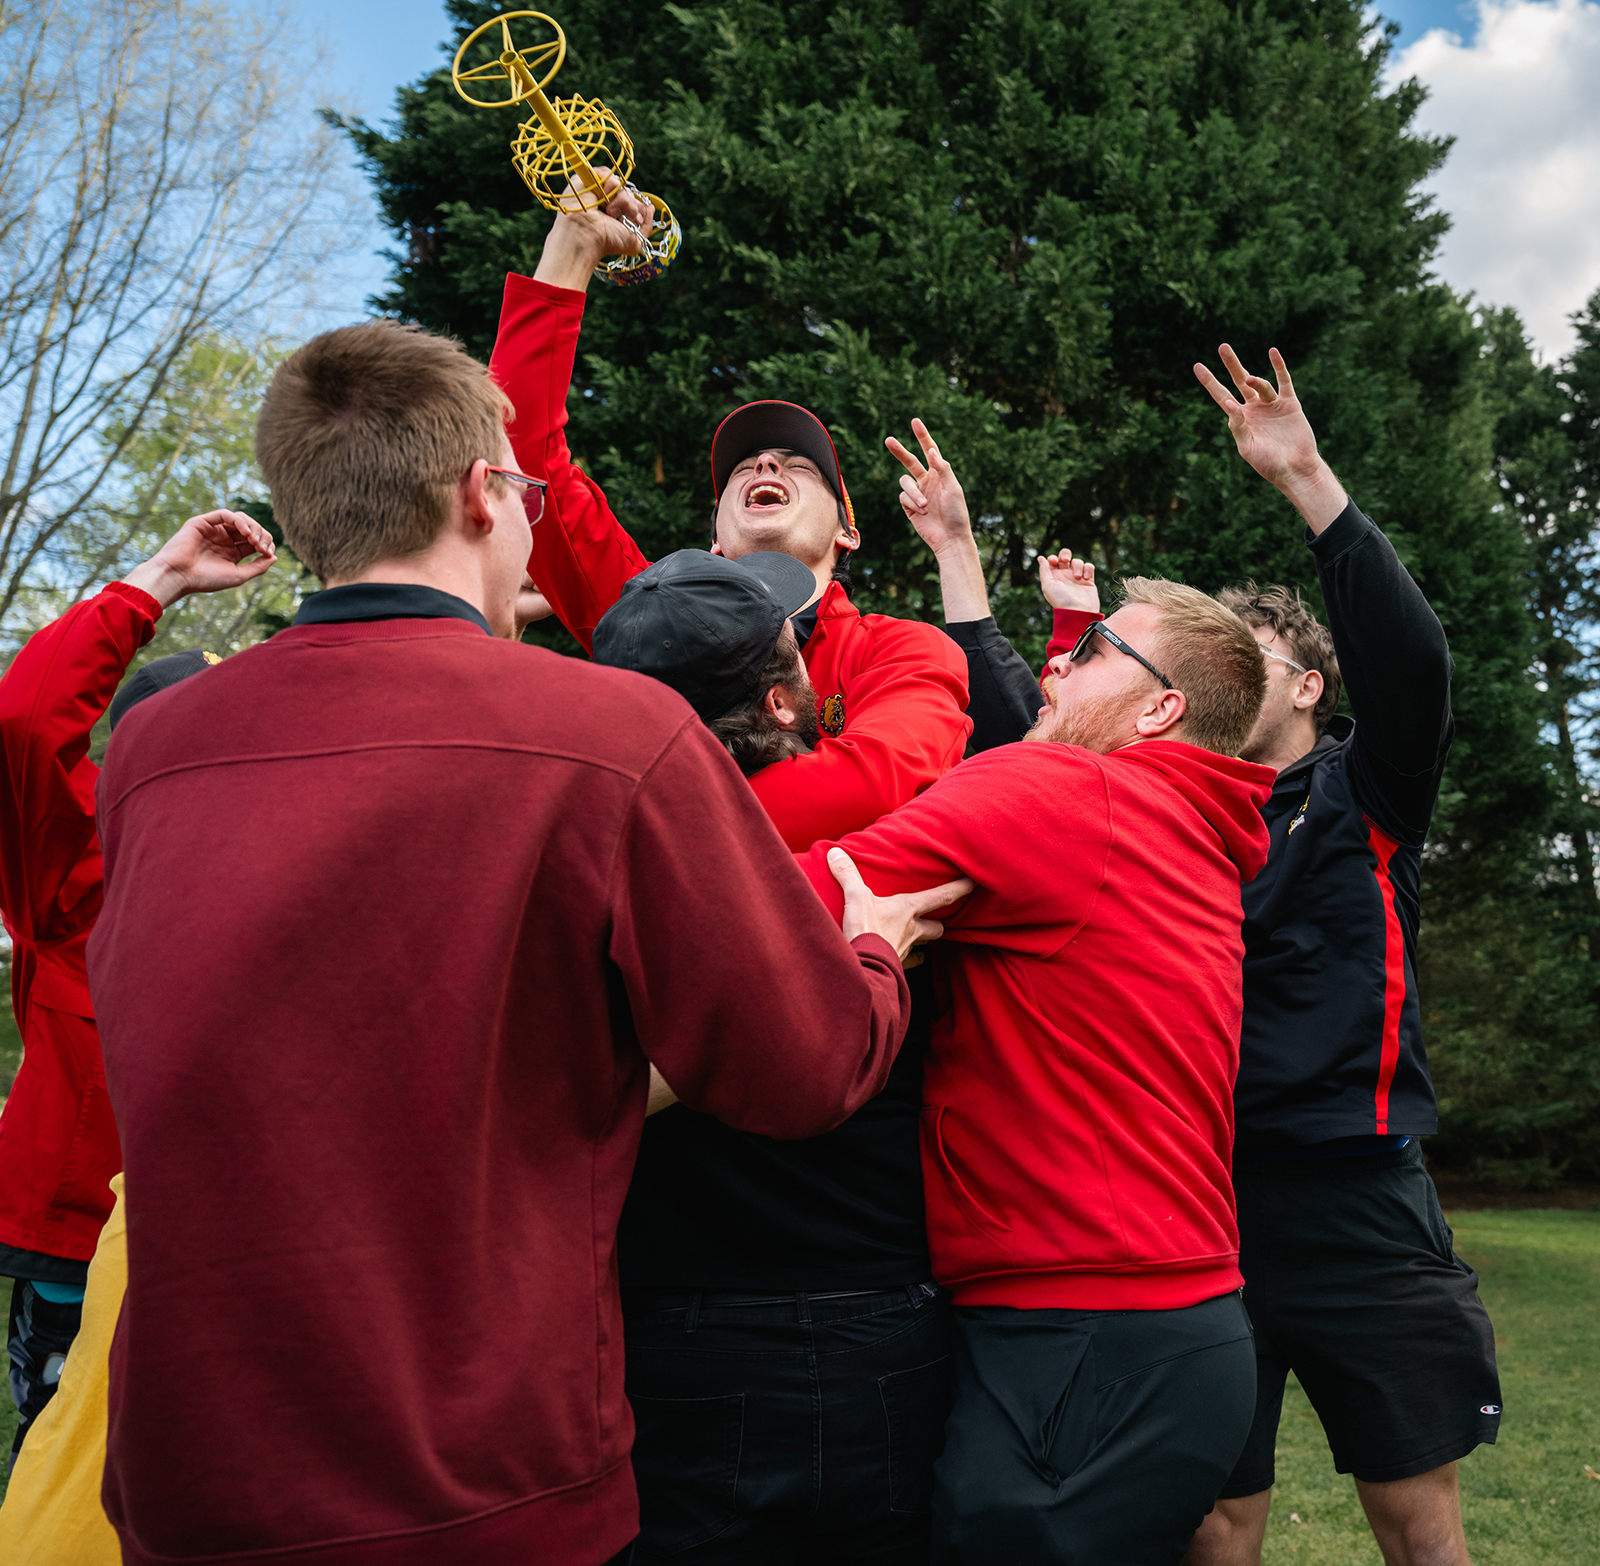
[{"xmin": 345, "ymin": 0, "xmax": 1598, "ymax": 1179}]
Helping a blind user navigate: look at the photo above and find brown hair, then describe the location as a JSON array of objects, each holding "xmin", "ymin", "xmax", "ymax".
[
  {"xmin": 1215, "ymin": 582, "xmax": 1342, "ymax": 732},
  {"xmin": 1119, "ymin": 577, "xmax": 1267, "ymax": 756},
  {"xmin": 255, "ymin": 320, "xmax": 513, "ymax": 582},
  {"xmin": 707, "ymin": 630, "xmax": 817, "ymax": 775}
]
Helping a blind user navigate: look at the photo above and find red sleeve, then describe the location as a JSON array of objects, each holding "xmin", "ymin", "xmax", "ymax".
[
  {"xmin": 1043, "ymin": 607, "xmax": 1102, "ymax": 689},
  {"xmin": 488, "ymin": 273, "xmax": 650, "ymax": 654},
  {"xmin": 796, "ymin": 744, "xmax": 1111, "ymax": 958},
  {"xmin": 750, "ymin": 616, "xmax": 972, "ymax": 850},
  {"xmin": 0, "ymin": 583, "xmax": 159, "ymax": 945},
  {"xmin": 609, "ymin": 715, "xmax": 911, "ymax": 1137}
]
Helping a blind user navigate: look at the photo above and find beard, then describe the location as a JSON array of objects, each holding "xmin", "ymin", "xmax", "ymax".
[{"xmin": 1026, "ymin": 689, "xmax": 1135, "ymax": 754}]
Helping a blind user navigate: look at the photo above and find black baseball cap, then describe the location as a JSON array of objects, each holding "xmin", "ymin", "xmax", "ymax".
[
  {"xmin": 592, "ymin": 550, "xmax": 816, "ymax": 721},
  {"xmin": 710, "ymin": 401, "xmax": 856, "ymax": 532},
  {"xmin": 108, "ymin": 650, "xmax": 221, "ymax": 732}
]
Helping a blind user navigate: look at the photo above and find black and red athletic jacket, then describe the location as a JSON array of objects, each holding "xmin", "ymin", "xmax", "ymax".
[{"xmin": 955, "ymin": 499, "xmax": 1452, "ymax": 1144}]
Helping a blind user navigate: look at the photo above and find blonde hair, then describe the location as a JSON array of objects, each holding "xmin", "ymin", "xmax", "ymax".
[
  {"xmin": 1120, "ymin": 577, "xmax": 1267, "ymax": 756},
  {"xmin": 255, "ymin": 320, "xmax": 514, "ymax": 582}
]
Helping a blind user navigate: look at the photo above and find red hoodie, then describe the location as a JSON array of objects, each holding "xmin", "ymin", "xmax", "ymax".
[{"xmin": 801, "ymin": 738, "xmax": 1275, "ymax": 1311}]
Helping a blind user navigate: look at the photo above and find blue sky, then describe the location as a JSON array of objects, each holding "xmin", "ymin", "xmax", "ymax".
[{"xmin": 295, "ymin": 1, "xmax": 1597, "ymax": 356}]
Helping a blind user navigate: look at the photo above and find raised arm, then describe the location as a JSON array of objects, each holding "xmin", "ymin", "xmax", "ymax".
[
  {"xmin": 488, "ymin": 174, "xmax": 658, "ymax": 653},
  {"xmin": 1196, "ymin": 345, "xmax": 1451, "ymax": 837},
  {"xmin": 0, "ymin": 510, "xmax": 274, "ymax": 944},
  {"xmin": 890, "ymin": 420, "xmax": 1104, "ymax": 754}
]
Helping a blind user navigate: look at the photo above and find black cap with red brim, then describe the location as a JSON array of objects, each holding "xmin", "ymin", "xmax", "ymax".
[{"xmin": 710, "ymin": 401, "xmax": 855, "ymax": 531}]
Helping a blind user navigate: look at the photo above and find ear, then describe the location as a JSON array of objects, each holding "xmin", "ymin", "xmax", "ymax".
[
  {"xmin": 764, "ymin": 681, "xmax": 804, "ymax": 731},
  {"xmin": 460, "ymin": 459, "xmax": 497, "ymax": 535},
  {"xmin": 1134, "ymin": 687, "xmax": 1187, "ymax": 739},
  {"xmin": 710, "ymin": 539, "xmax": 726, "ymax": 557},
  {"xmin": 1291, "ymin": 669, "xmax": 1323, "ymax": 713}
]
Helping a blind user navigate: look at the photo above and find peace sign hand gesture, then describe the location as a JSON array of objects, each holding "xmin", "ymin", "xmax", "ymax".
[{"xmin": 885, "ymin": 418, "xmax": 971, "ymax": 556}]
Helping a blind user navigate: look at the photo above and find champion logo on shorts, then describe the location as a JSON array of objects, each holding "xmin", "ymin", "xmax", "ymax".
[{"xmin": 1480, "ymin": 1404, "xmax": 1501, "ymax": 1415}]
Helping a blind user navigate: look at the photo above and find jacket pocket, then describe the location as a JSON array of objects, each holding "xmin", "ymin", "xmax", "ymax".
[
  {"xmin": 628, "ymin": 1392, "xmax": 744, "ymax": 1554},
  {"xmin": 921, "ymin": 1106, "xmax": 1016, "ymax": 1276},
  {"xmin": 880, "ymin": 1355, "xmax": 951, "ymax": 1513}
]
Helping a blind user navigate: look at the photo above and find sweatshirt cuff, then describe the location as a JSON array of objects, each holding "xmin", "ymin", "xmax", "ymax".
[
  {"xmin": 941, "ymin": 616, "xmax": 996, "ymax": 650},
  {"xmin": 502, "ymin": 271, "xmax": 588, "ymax": 314},
  {"xmin": 1305, "ymin": 498, "xmax": 1370, "ymax": 560},
  {"xmin": 103, "ymin": 580, "xmax": 163, "ymax": 621}
]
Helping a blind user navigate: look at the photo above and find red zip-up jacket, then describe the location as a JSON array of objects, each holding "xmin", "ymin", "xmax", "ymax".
[
  {"xmin": 801, "ymin": 739, "xmax": 1275, "ymax": 1311},
  {"xmin": 87, "ymin": 611, "xmax": 912, "ymax": 1566},
  {"xmin": 0, "ymin": 584, "xmax": 155, "ymax": 1269},
  {"xmin": 488, "ymin": 274, "xmax": 972, "ymax": 850}
]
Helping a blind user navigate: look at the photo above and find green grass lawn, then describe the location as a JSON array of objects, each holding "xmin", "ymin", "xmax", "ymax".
[{"xmin": 1260, "ymin": 1208, "xmax": 1600, "ymax": 1564}]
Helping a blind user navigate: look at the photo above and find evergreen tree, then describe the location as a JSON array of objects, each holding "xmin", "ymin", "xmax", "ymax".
[{"xmin": 342, "ymin": 0, "xmax": 1589, "ymax": 1176}]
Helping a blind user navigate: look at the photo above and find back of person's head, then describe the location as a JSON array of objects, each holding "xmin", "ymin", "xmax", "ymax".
[
  {"xmin": 108, "ymin": 650, "xmax": 222, "ymax": 732},
  {"xmin": 1215, "ymin": 581, "xmax": 1342, "ymax": 732},
  {"xmin": 255, "ymin": 321, "xmax": 512, "ymax": 583},
  {"xmin": 1120, "ymin": 577, "xmax": 1267, "ymax": 756}
]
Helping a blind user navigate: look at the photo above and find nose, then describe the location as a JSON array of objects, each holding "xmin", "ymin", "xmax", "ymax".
[
  {"xmin": 753, "ymin": 450, "xmax": 783, "ymax": 475},
  {"xmin": 1047, "ymin": 653, "xmax": 1071, "ymax": 680}
]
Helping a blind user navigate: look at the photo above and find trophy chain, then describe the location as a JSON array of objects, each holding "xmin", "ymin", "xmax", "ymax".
[{"xmin": 452, "ymin": 11, "xmax": 681, "ymax": 287}]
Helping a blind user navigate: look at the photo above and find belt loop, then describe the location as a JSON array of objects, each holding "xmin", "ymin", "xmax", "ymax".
[
  {"xmin": 906, "ymin": 1284, "xmax": 922, "ymax": 1311},
  {"xmin": 684, "ymin": 1292, "xmax": 701, "ymax": 1335},
  {"xmin": 796, "ymin": 1291, "xmax": 812, "ymax": 1326}
]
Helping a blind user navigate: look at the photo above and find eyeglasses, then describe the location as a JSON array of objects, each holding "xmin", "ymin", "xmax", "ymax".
[
  {"xmin": 1260, "ymin": 645, "xmax": 1307, "ymax": 674},
  {"xmin": 483, "ymin": 464, "xmax": 549, "ymax": 524},
  {"xmin": 1068, "ymin": 621, "xmax": 1173, "ymax": 689}
]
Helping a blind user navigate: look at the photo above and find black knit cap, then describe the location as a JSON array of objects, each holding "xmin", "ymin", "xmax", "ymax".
[
  {"xmin": 592, "ymin": 550, "xmax": 816, "ymax": 722},
  {"xmin": 108, "ymin": 651, "xmax": 218, "ymax": 732}
]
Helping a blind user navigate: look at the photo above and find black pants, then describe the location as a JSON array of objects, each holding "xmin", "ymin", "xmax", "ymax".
[
  {"xmin": 932, "ymin": 1292, "xmax": 1256, "ymax": 1566},
  {"xmin": 6, "ymin": 1277, "xmax": 84, "ymax": 1468},
  {"xmin": 622, "ymin": 1283, "xmax": 951, "ymax": 1563}
]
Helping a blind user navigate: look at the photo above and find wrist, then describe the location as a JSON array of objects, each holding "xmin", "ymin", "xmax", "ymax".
[
  {"xmin": 121, "ymin": 556, "xmax": 189, "ymax": 609},
  {"xmin": 533, "ymin": 219, "xmax": 602, "ymax": 292},
  {"xmin": 1275, "ymin": 458, "xmax": 1348, "ymax": 536}
]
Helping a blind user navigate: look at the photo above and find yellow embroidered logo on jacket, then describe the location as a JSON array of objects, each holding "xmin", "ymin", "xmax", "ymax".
[{"xmin": 820, "ymin": 693, "xmax": 845, "ymax": 736}]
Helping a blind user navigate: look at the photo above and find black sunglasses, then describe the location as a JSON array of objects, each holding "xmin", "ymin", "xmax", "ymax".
[{"xmin": 1068, "ymin": 621, "xmax": 1173, "ymax": 690}]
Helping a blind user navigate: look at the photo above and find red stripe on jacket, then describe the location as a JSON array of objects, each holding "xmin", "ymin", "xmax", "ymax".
[{"xmin": 1364, "ymin": 816, "xmax": 1407, "ymax": 1134}]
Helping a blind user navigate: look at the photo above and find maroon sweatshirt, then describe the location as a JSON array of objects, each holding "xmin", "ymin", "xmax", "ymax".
[
  {"xmin": 87, "ymin": 600, "xmax": 910, "ymax": 1566},
  {"xmin": 800, "ymin": 739, "xmax": 1274, "ymax": 1311}
]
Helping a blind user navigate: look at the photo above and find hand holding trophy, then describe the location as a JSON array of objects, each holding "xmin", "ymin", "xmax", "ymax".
[{"xmin": 452, "ymin": 11, "xmax": 681, "ymax": 286}]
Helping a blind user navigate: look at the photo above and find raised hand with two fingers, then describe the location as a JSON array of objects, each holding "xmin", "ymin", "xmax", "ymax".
[{"xmin": 886, "ymin": 418, "xmax": 972, "ymax": 556}]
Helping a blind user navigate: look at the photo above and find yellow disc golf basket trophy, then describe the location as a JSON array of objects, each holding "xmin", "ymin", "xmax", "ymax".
[{"xmin": 452, "ymin": 11, "xmax": 681, "ymax": 287}]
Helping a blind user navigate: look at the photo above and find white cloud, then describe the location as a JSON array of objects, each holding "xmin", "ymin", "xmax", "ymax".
[{"xmin": 1391, "ymin": 0, "xmax": 1600, "ymax": 359}]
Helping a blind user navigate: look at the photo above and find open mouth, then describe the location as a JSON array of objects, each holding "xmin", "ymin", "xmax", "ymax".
[{"xmin": 743, "ymin": 479, "xmax": 790, "ymax": 509}]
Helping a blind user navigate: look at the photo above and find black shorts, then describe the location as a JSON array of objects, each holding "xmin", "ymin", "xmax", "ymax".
[
  {"xmin": 933, "ymin": 1291, "xmax": 1256, "ymax": 1564},
  {"xmin": 1221, "ymin": 1138, "xmax": 1501, "ymax": 1495}
]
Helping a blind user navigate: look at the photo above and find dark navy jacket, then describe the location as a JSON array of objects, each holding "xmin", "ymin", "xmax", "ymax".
[{"xmin": 951, "ymin": 500, "xmax": 1453, "ymax": 1146}]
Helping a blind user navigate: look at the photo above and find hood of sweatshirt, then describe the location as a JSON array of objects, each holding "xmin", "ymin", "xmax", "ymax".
[{"xmin": 1106, "ymin": 740, "xmax": 1276, "ymax": 882}]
